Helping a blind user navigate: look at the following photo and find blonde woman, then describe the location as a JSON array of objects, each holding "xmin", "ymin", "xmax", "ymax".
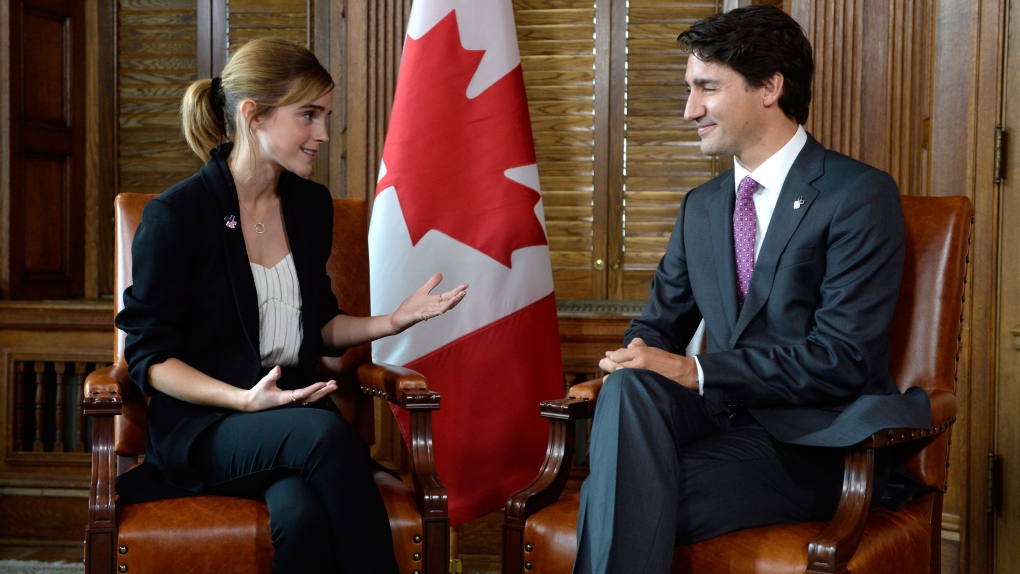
[{"xmin": 115, "ymin": 37, "xmax": 467, "ymax": 573}]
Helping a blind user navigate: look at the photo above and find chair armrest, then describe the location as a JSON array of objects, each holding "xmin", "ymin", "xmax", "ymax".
[
  {"xmin": 565, "ymin": 378, "xmax": 603, "ymax": 415},
  {"xmin": 357, "ymin": 362, "xmax": 447, "ymax": 519},
  {"xmin": 506, "ymin": 380, "xmax": 601, "ymax": 525},
  {"xmin": 357, "ymin": 362, "xmax": 438, "ymax": 410},
  {"xmin": 83, "ymin": 362, "xmax": 128, "ymax": 416},
  {"xmin": 83, "ymin": 362, "xmax": 129, "ymax": 537},
  {"xmin": 807, "ymin": 388, "xmax": 956, "ymax": 572}
]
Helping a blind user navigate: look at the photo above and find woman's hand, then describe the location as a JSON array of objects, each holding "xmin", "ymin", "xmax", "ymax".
[
  {"xmin": 242, "ymin": 366, "xmax": 338, "ymax": 412},
  {"xmin": 389, "ymin": 272, "xmax": 468, "ymax": 333}
]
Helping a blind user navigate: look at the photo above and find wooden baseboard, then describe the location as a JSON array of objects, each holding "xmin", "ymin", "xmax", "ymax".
[{"xmin": 0, "ymin": 493, "xmax": 87, "ymax": 544}]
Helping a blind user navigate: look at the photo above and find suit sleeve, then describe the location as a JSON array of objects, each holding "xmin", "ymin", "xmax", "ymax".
[
  {"xmin": 115, "ymin": 198, "xmax": 197, "ymax": 396},
  {"xmin": 625, "ymin": 194, "xmax": 704, "ymax": 353},
  {"xmin": 699, "ymin": 168, "xmax": 905, "ymax": 408}
]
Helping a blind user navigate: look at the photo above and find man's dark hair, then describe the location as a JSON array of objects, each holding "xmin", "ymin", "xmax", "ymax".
[{"xmin": 677, "ymin": 5, "xmax": 813, "ymax": 125}]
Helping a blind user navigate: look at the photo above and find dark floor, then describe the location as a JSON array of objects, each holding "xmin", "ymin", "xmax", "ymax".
[
  {"xmin": 0, "ymin": 521, "xmax": 961, "ymax": 574},
  {"xmin": 0, "ymin": 543, "xmax": 82, "ymax": 563}
]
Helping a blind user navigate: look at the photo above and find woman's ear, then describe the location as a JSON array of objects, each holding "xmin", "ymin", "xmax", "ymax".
[{"xmin": 238, "ymin": 99, "xmax": 259, "ymax": 129}]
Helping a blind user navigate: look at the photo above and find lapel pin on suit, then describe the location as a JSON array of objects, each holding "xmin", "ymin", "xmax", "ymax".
[
  {"xmin": 224, "ymin": 214, "xmax": 238, "ymax": 229},
  {"xmin": 793, "ymin": 197, "xmax": 806, "ymax": 209}
]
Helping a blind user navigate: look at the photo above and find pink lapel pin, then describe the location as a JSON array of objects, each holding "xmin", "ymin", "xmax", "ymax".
[
  {"xmin": 224, "ymin": 215, "xmax": 238, "ymax": 229},
  {"xmin": 793, "ymin": 197, "xmax": 806, "ymax": 209}
]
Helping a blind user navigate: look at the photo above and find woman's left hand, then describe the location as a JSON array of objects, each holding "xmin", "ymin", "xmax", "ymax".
[{"xmin": 390, "ymin": 272, "xmax": 468, "ymax": 333}]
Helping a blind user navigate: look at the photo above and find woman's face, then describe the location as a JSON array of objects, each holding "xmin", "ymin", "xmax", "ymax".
[{"xmin": 252, "ymin": 90, "xmax": 332, "ymax": 178}]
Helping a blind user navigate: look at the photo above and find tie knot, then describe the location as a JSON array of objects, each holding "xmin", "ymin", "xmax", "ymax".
[{"xmin": 738, "ymin": 176, "xmax": 758, "ymax": 199}]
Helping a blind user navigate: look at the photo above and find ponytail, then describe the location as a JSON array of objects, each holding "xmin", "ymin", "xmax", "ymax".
[{"xmin": 181, "ymin": 77, "xmax": 226, "ymax": 163}]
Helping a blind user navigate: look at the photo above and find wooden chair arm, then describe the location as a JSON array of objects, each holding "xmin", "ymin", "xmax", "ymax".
[
  {"xmin": 356, "ymin": 362, "xmax": 437, "ymax": 410},
  {"xmin": 83, "ymin": 362, "xmax": 128, "ymax": 416},
  {"xmin": 506, "ymin": 381, "xmax": 602, "ymax": 528},
  {"xmin": 566, "ymin": 378, "xmax": 603, "ymax": 414},
  {"xmin": 83, "ymin": 362, "xmax": 130, "ymax": 552},
  {"xmin": 356, "ymin": 362, "xmax": 447, "ymax": 521},
  {"xmin": 807, "ymin": 390, "xmax": 956, "ymax": 573}
]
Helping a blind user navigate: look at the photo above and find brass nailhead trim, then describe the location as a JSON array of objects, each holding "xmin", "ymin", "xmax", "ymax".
[
  {"xmin": 413, "ymin": 552, "xmax": 421, "ymax": 561},
  {"xmin": 525, "ymin": 562, "xmax": 533, "ymax": 570},
  {"xmin": 118, "ymin": 546, "xmax": 128, "ymax": 555},
  {"xmin": 119, "ymin": 566, "xmax": 128, "ymax": 573},
  {"xmin": 525, "ymin": 543, "xmax": 533, "ymax": 552},
  {"xmin": 414, "ymin": 534, "xmax": 422, "ymax": 543}
]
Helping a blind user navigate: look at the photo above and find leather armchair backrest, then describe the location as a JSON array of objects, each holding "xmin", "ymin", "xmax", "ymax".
[
  {"xmin": 112, "ymin": 193, "xmax": 378, "ymax": 455},
  {"xmin": 889, "ymin": 195, "xmax": 973, "ymax": 491}
]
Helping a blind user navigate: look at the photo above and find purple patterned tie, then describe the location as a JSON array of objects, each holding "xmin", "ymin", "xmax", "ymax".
[{"xmin": 734, "ymin": 176, "xmax": 758, "ymax": 308}]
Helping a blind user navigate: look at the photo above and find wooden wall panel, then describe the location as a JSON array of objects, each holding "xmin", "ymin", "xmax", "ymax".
[
  {"xmin": 798, "ymin": 0, "xmax": 933, "ymax": 198},
  {"xmin": 622, "ymin": 1, "xmax": 721, "ymax": 300},
  {"xmin": 515, "ymin": 0, "xmax": 598, "ymax": 300},
  {"xmin": 116, "ymin": 0, "xmax": 201, "ymax": 196},
  {"xmin": 343, "ymin": 0, "xmax": 412, "ymax": 202},
  {"xmin": 7, "ymin": 0, "xmax": 85, "ymax": 300}
]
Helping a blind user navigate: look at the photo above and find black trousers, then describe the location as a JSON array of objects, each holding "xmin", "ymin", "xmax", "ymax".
[
  {"xmin": 191, "ymin": 405, "xmax": 399, "ymax": 574},
  {"xmin": 573, "ymin": 368, "xmax": 884, "ymax": 574}
]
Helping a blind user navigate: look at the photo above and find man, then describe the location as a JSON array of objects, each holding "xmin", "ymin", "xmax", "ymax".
[{"xmin": 572, "ymin": 6, "xmax": 931, "ymax": 573}]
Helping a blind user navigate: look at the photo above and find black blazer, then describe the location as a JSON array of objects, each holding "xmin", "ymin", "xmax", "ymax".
[
  {"xmin": 626, "ymin": 135, "xmax": 929, "ymax": 447},
  {"xmin": 115, "ymin": 145, "xmax": 343, "ymax": 492}
]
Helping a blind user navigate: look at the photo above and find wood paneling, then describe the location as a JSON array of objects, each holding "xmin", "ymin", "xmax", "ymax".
[
  {"xmin": 797, "ymin": 0, "xmax": 933, "ymax": 198},
  {"xmin": 514, "ymin": 0, "xmax": 724, "ymax": 302},
  {"xmin": 7, "ymin": 0, "xmax": 85, "ymax": 300},
  {"xmin": 621, "ymin": 1, "xmax": 720, "ymax": 300},
  {"xmin": 343, "ymin": 0, "xmax": 412, "ymax": 203},
  {"xmin": 116, "ymin": 0, "xmax": 201, "ymax": 196},
  {"xmin": 515, "ymin": 0, "xmax": 598, "ymax": 300},
  {"xmin": 994, "ymin": 2, "xmax": 1017, "ymax": 571}
]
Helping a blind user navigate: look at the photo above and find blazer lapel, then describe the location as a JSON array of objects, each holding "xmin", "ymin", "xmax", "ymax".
[
  {"xmin": 199, "ymin": 148, "xmax": 260, "ymax": 356},
  {"xmin": 278, "ymin": 174, "xmax": 317, "ymax": 345},
  {"xmin": 709, "ymin": 173, "xmax": 740, "ymax": 334},
  {"xmin": 731, "ymin": 137, "xmax": 824, "ymax": 345}
]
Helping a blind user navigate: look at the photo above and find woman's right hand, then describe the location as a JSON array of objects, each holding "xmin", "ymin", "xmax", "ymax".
[{"xmin": 242, "ymin": 366, "xmax": 338, "ymax": 412}]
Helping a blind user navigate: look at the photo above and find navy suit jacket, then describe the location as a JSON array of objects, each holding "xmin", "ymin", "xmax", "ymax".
[
  {"xmin": 115, "ymin": 144, "xmax": 343, "ymax": 493},
  {"xmin": 626, "ymin": 135, "xmax": 929, "ymax": 447}
]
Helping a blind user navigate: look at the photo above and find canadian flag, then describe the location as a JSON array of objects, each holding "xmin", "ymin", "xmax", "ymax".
[{"xmin": 369, "ymin": 1, "xmax": 564, "ymax": 525}]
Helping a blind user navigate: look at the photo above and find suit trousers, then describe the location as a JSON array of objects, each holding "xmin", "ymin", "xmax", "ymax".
[
  {"xmin": 190, "ymin": 405, "xmax": 399, "ymax": 574},
  {"xmin": 573, "ymin": 368, "xmax": 860, "ymax": 574}
]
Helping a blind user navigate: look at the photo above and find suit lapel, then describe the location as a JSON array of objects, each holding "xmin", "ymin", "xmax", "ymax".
[
  {"xmin": 199, "ymin": 147, "xmax": 260, "ymax": 356},
  {"xmin": 730, "ymin": 137, "xmax": 825, "ymax": 345},
  {"xmin": 709, "ymin": 173, "xmax": 740, "ymax": 334}
]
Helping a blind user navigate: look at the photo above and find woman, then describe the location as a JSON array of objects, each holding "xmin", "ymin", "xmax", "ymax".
[{"xmin": 115, "ymin": 37, "xmax": 467, "ymax": 573}]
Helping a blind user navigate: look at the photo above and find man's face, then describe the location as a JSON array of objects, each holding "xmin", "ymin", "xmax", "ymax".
[{"xmin": 683, "ymin": 55, "xmax": 767, "ymax": 163}]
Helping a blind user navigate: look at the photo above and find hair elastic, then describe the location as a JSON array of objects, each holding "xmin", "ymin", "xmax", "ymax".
[{"xmin": 209, "ymin": 76, "xmax": 225, "ymax": 124}]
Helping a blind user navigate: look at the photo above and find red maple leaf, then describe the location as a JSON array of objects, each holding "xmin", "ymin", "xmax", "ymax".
[{"xmin": 376, "ymin": 11, "xmax": 547, "ymax": 268}]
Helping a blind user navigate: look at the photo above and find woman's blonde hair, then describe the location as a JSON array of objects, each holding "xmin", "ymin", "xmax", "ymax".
[{"xmin": 180, "ymin": 37, "xmax": 334, "ymax": 166}]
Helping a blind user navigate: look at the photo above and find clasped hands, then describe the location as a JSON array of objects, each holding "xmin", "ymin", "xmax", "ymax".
[{"xmin": 599, "ymin": 337, "xmax": 700, "ymax": 391}]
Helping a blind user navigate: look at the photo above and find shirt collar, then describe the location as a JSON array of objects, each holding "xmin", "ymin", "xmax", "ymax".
[{"xmin": 733, "ymin": 125, "xmax": 808, "ymax": 195}]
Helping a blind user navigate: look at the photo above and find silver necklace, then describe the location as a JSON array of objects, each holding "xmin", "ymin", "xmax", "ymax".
[{"xmin": 239, "ymin": 200, "xmax": 267, "ymax": 234}]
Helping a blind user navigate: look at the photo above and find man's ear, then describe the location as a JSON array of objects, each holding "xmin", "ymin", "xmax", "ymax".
[{"xmin": 762, "ymin": 72, "xmax": 785, "ymax": 108}]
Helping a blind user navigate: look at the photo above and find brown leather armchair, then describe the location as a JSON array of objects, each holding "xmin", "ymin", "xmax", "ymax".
[
  {"xmin": 504, "ymin": 194, "xmax": 973, "ymax": 574},
  {"xmin": 84, "ymin": 193, "xmax": 449, "ymax": 574}
]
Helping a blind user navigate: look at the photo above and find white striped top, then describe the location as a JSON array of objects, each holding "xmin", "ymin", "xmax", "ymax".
[{"xmin": 250, "ymin": 253, "xmax": 303, "ymax": 368}]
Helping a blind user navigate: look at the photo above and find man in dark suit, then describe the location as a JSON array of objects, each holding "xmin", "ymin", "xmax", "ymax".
[{"xmin": 572, "ymin": 6, "xmax": 931, "ymax": 573}]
